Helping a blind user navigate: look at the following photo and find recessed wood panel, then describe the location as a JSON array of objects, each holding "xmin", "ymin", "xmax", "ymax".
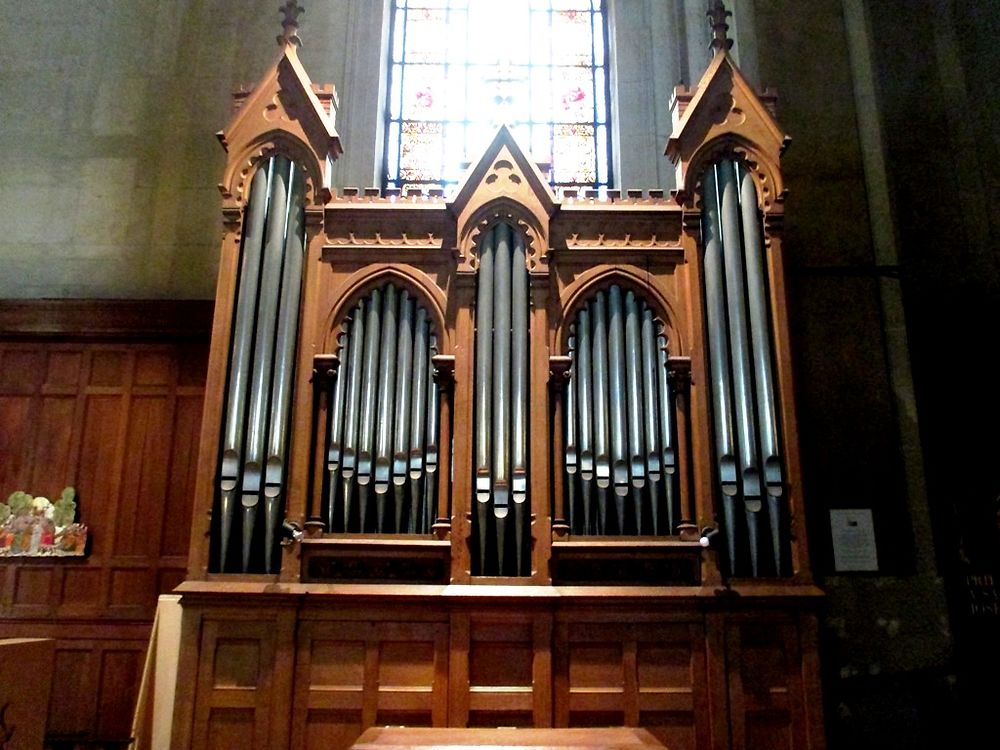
[
  {"xmin": 304, "ymin": 709, "xmax": 363, "ymax": 750},
  {"xmin": 13, "ymin": 566, "xmax": 53, "ymax": 605},
  {"xmin": 745, "ymin": 711, "xmax": 791, "ymax": 750},
  {"xmin": 380, "ymin": 641, "xmax": 435, "ymax": 687},
  {"xmin": 45, "ymin": 350, "xmax": 83, "ymax": 387},
  {"xmin": 115, "ymin": 395, "xmax": 172, "ymax": 555},
  {"xmin": 89, "ymin": 350, "xmax": 128, "ymax": 386},
  {"xmin": 110, "ymin": 567, "xmax": 154, "ymax": 608},
  {"xmin": 0, "ymin": 348, "xmax": 43, "ymax": 389},
  {"xmin": 0, "ymin": 395, "xmax": 32, "ymax": 490},
  {"xmin": 311, "ymin": 640, "xmax": 365, "ymax": 688},
  {"xmin": 29, "ymin": 395, "xmax": 76, "ymax": 494},
  {"xmin": 469, "ymin": 641, "xmax": 532, "ymax": 687},
  {"xmin": 207, "ymin": 708, "xmax": 257, "ymax": 750},
  {"xmin": 569, "ymin": 644, "xmax": 623, "ymax": 689},
  {"xmin": 60, "ymin": 567, "xmax": 103, "ymax": 610},
  {"xmin": 96, "ymin": 648, "xmax": 142, "ymax": 738},
  {"xmin": 214, "ymin": 639, "xmax": 262, "ymax": 688},
  {"xmin": 47, "ymin": 647, "xmax": 96, "ymax": 735},
  {"xmin": 161, "ymin": 394, "xmax": 203, "ymax": 555},
  {"xmin": 134, "ymin": 351, "xmax": 173, "ymax": 386}
]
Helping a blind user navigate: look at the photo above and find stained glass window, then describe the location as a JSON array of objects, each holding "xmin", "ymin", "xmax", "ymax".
[{"xmin": 384, "ymin": 0, "xmax": 611, "ymax": 194}]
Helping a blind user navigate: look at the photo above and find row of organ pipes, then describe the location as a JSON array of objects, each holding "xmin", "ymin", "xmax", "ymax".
[
  {"xmin": 324, "ymin": 283, "xmax": 440, "ymax": 534},
  {"xmin": 474, "ymin": 223, "xmax": 531, "ymax": 576},
  {"xmin": 210, "ymin": 153, "xmax": 789, "ymax": 578},
  {"xmin": 216, "ymin": 155, "xmax": 306, "ymax": 573},
  {"xmin": 564, "ymin": 286, "xmax": 679, "ymax": 536},
  {"xmin": 701, "ymin": 158, "xmax": 786, "ymax": 576}
]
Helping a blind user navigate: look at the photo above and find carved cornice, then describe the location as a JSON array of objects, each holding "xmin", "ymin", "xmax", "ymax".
[
  {"xmin": 666, "ymin": 46, "xmax": 789, "ymax": 214},
  {"xmin": 217, "ymin": 42, "xmax": 341, "ymax": 208}
]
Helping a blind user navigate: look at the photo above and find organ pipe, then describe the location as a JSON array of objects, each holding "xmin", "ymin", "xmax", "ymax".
[
  {"xmin": 700, "ymin": 158, "xmax": 788, "ymax": 577},
  {"xmin": 218, "ymin": 163, "xmax": 270, "ymax": 571},
  {"xmin": 326, "ymin": 329, "xmax": 349, "ymax": 530},
  {"xmin": 263, "ymin": 162, "xmax": 305, "ymax": 572},
  {"xmin": 702, "ymin": 166, "xmax": 740, "ymax": 569},
  {"xmin": 214, "ymin": 154, "xmax": 306, "ymax": 573},
  {"xmin": 321, "ymin": 283, "xmax": 439, "ymax": 535},
  {"xmin": 474, "ymin": 229, "xmax": 494, "ymax": 572},
  {"xmin": 472, "ymin": 223, "xmax": 531, "ymax": 575},
  {"xmin": 739, "ymin": 164, "xmax": 785, "ymax": 574},
  {"xmin": 563, "ymin": 285, "xmax": 677, "ymax": 537},
  {"xmin": 240, "ymin": 154, "xmax": 290, "ymax": 572},
  {"xmin": 511, "ymin": 232, "xmax": 529, "ymax": 572}
]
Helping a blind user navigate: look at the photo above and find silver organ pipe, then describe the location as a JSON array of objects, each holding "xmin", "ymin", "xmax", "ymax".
[
  {"xmin": 472, "ymin": 223, "xmax": 531, "ymax": 575},
  {"xmin": 563, "ymin": 285, "xmax": 677, "ymax": 536},
  {"xmin": 240, "ymin": 154, "xmax": 290, "ymax": 572},
  {"xmin": 374, "ymin": 284, "xmax": 399, "ymax": 529},
  {"xmin": 326, "ymin": 328, "xmax": 349, "ymax": 531},
  {"xmin": 511, "ymin": 232, "xmax": 529, "ymax": 573},
  {"xmin": 409, "ymin": 308, "xmax": 429, "ymax": 532},
  {"xmin": 393, "ymin": 293, "xmax": 414, "ymax": 531},
  {"xmin": 214, "ymin": 154, "xmax": 306, "ymax": 573},
  {"xmin": 218, "ymin": 163, "xmax": 270, "ymax": 571},
  {"xmin": 565, "ymin": 329, "xmax": 578, "ymax": 532},
  {"xmin": 357, "ymin": 286, "xmax": 383, "ymax": 530},
  {"xmin": 340, "ymin": 303, "xmax": 365, "ymax": 528},
  {"xmin": 640, "ymin": 310, "xmax": 662, "ymax": 533},
  {"xmin": 701, "ymin": 159, "xmax": 787, "ymax": 576},
  {"xmin": 702, "ymin": 165, "xmax": 740, "ymax": 569},
  {"xmin": 322, "ymin": 284, "xmax": 439, "ymax": 534},
  {"xmin": 424, "ymin": 336, "xmax": 440, "ymax": 534},
  {"xmin": 739, "ymin": 164, "xmax": 785, "ymax": 574},
  {"xmin": 474, "ymin": 229, "xmax": 494, "ymax": 573},
  {"xmin": 263, "ymin": 163, "xmax": 305, "ymax": 572}
]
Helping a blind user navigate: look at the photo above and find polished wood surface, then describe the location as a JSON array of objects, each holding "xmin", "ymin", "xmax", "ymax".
[
  {"xmin": 0, "ymin": 301, "xmax": 210, "ymax": 743},
  {"xmin": 350, "ymin": 726, "xmax": 667, "ymax": 750}
]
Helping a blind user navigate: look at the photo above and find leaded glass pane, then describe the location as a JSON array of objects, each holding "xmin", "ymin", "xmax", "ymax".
[{"xmin": 384, "ymin": 0, "xmax": 611, "ymax": 193}]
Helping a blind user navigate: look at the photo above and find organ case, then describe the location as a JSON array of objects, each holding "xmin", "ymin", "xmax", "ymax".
[{"xmin": 171, "ymin": 7, "xmax": 825, "ymax": 749}]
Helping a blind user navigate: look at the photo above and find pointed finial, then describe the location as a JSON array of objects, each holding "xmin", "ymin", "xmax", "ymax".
[
  {"xmin": 707, "ymin": 1, "xmax": 733, "ymax": 52},
  {"xmin": 278, "ymin": 1, "xmax": 304, "ymax": 47}
]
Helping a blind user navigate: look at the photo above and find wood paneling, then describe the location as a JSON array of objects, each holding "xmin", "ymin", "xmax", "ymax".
[
  {"xmin": 0, "ymin": 300, "xmax": 211, "ymax": 744},
  {"xmin": 173, "ymin": 595, "xmax": 823, "ymax": 750}
]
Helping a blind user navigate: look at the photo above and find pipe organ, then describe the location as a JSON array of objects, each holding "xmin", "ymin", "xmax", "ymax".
[
  {"xmin": 216, "ymin": 154, "xmax": 306, "ymax": 573},
  {"xmin": 564, "ymin": 285, "xmax": 679, "ymax": 537},
  {"xmin": 323, "ymin": 283, "xmax": 440, "ymax": 534},
  {"xmin": 173, "ymin": 5, "xmax": 825, "ymax": 749}
]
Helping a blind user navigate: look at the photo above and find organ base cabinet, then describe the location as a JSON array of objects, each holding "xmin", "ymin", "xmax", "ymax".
[
  {"xmin": 169, "ymin": 585, "xmax": 824, "ymax": 750},
  {"xmin": 174, "ymin": 5, "xmax": 825, "ymax": 749}
]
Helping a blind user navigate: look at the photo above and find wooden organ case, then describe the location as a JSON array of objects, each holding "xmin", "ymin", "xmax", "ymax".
[{"xmin": 172, "ymin": 5, "xmax": 825, "ymax": 749}]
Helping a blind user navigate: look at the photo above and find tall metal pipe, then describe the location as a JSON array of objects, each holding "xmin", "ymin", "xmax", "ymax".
[
  {"xmin": 374, "ymin": 284, "xmax": 399, "ymax": 516},
  {"xmin": 357, "ymin": 287, "xmax": 383, "ymax": 488},
  {"xmin": 241, "ymin": 155, "xmax": 291, "ymax": 571},
  {"xmin": 474, "ymin": 228, "xmax": 495, "ymax": 571},
  {"xmin": 326, "ymin": 330, "xmax": 349, "ymax": 530},
  {"xmin": 702, "ymin": 164, "xmax": 739, "ymax": 568},
  {"xmin": 591, "ymin": 294, "xmax": 611, "ymax": 490},
  {"xmin": 576, "ymin": 306, "xmax": 594, "ymax": 481},
  {"xmin": 719, "ymin": 160, "xmax": 762, "ymax": 500},
  {"xmin": 341, "ymin": 303, "xmax": 365, "ymax": 529},
  {"xmin": 425, "ymin": 338, "xmax": 440, "ymax": 534},
  {"xmin": 640, "ymin": 308, "xmax": 662, "ymax": 483},
  {"xmin": 657, "ymin": 335, "xmax": 677, "ymax": 534},
  {"xmin": 409, "ymin": 310, "xmax": 429, "ymax": 530},
  {"xmin": 393, "ymin": 293, "xmax": 415, "ymax": 488},
  {"xmin": 565, "ymin": 330, "xmax": 578, "ymax": 477},
  {"xmin": 218, "ymin": 161, "xmax": 271, "ymax": 570},
  {"xmin": 607, "ymin": 285, "xmax": 629, "ymax": 499},
  {"xmin": 492, "ymin": 224, "xmax": 513, "ymax": 573},
  {"xmin": 511, "ymin": 232, "xmax": 529, "ymax": 573},
  {"xmin": 263, "ymin": 163, "xmax": 305, "ymax": 572},
  {"xmin": 624, "ymin": 290, "xmax": 645, "ymax": 494},
  {"xmin": 739, "ymin": 164, "xmax": 784, "ymax": 572}
]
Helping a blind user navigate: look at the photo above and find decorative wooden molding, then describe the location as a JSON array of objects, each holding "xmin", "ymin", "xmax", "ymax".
[
  {"xmin": 666, "ymin": 46, "xmax": 789, "ymax": 212},
  {"xmin": 0, "ymin": 299, "xmax": 214, "ymax": 340}
]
